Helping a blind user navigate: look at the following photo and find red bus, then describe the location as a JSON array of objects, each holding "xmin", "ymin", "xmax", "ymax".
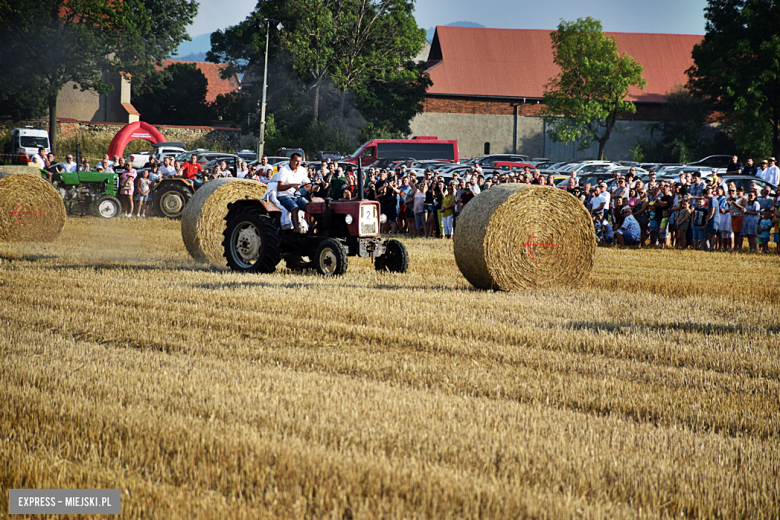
[{"xmin": 344, "ymin": 136, "xmax": 459, "ymax": 167}]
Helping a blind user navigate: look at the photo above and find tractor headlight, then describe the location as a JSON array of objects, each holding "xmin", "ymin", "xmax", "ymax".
[
  {"xmin": 344, "ymin": 214, "xmax": 353, "ymax": 225},
  {"xmin": 380, "ymin": 213, "xmax": 387, "ymax": 224}
]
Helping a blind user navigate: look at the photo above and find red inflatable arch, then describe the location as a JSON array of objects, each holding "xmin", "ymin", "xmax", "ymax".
[{"xmin": 107, "ymin": 121, "xmax": 166, "ymax": 159}]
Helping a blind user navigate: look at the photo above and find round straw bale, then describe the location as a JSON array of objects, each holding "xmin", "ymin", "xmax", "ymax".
[
  {"xmin": 453, "ymin": 184, "xmax": 596, "ymax": 291},
  {"xmin": 0, "ymin": 172, "xmax": 66, "ymax": 242},
  {"xmin": 181, "ymin": 178, "xmax": 267, "ymax": 264}
]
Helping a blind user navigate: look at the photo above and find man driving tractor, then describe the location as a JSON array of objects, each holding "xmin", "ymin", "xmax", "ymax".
[{"xmin": 275, "ymin": 152, "xmax": 311, "ymax": 233}]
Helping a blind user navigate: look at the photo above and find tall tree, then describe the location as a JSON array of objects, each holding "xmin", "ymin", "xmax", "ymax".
[
  {"xmin": 542, "ymin": 17, "xmax": 646, "ymax": 160},
  {"xmin": 207, "ymin": 0, "xmax": 426, "ymax": 139},
  {"xmin": 132, "ymin": 63, "xmax": 214, "ymax": 126},
  {"xmin": 687, "ymin": 0, "xmax": 780, "ymax": 158},
  {"xmin": 0, "ymin": 0, "xmax": 198, "ymax": 153}
]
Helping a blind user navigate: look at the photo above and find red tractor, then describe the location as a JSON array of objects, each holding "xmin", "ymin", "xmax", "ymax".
[{"xmin": 222, "ymin": 196, "xmax": 409, "ymax": 276}]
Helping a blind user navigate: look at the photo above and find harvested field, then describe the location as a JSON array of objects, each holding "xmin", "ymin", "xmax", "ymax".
[{"xmin": 1, "ymin": 217, "xmax": 779, "ymax": 518}]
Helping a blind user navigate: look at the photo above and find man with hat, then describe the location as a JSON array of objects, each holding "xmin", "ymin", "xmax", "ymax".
[
  {"xmin": 760, "ymin": 157, "xmax": 779, "ymax": 185},
  {"xmin": 756, "ymin": 159, "xmax": 768, "ymax": 179},
  {"xmin": 615, "ymin": 206, "xmax": 640, "ymax": 247}
]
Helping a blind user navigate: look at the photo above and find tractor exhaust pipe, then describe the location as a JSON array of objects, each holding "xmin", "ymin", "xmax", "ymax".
[{"xmin": 357, "ymin": 162, "xmax": 364, "ymax": 200}]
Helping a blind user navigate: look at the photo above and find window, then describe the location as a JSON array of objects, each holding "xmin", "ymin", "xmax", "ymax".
[
  {"xmin": 376, "ymin": 143, "xmax": 454, "ymax": 161},
  {"xmin": 20, "ymin": 136, "xmax": 49, "ymax": 149},
  {"xmin": 484, "ymin": 143, "xmax": 490, "ymax": 155}
]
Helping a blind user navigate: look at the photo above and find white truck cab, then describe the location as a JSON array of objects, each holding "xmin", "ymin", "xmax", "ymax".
[{"xmin": 9, "ymin": 127, "xmax": 50, "ymax": 163}]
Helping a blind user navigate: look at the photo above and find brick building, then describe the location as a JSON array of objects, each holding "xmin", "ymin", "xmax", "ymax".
[{"xmin": 409, "ymin": 27, "xmax": 702, "ymax": 160}]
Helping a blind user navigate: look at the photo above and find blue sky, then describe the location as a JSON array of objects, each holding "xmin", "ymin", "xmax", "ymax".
[{"xmin": 186, "ymin": 0, "xmax": 709, "ymax": 41}]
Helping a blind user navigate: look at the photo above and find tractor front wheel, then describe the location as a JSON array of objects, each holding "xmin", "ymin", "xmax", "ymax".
[
  {"xmin": 222, "ymin": 207, "xmax": 282, "ymax": 273},
  {"xmin": 314, "ymin": 239, "xmax": 348, "ymax": 276},
  {"xmin": 91, "ymin": 195, "xmax": 121, "ymax": 219},
  {"xmin": 154, "ymin": 184, "xmax": 192, "ymax": 219},
  {"xmin": 375, "ymin": 239, "xmax": 409, "ymax": 273}
]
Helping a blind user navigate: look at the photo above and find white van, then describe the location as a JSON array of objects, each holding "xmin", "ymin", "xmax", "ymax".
[{"xmin": 8, "ymin": 127, "xmax": 50, "ymax": 163}]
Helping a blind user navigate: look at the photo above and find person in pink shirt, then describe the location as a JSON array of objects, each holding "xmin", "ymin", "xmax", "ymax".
[{"xmin": 119, "ymin": 168, "xmax": 137, "ymax": 217}]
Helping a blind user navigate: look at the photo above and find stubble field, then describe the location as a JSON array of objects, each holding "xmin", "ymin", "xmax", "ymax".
[{"xmin": 1, "ymin": 217, "xmax": 779, "ymax": 518}]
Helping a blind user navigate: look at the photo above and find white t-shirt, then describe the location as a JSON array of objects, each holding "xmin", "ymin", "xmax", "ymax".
[
  {"xmin": 60, "ymin": 161, "xmax": 77, "ymax": 173},
  {"xmin": 258, "ymin": 165, "xmax": 274, "ymax": 176},
  {"xmin": 161, "ymin": 165, "xmax": 177, "ymax": 178},
  {"xmin": 31, "ymin": 154, "xmax": 46, "ymax": 167},
  {"xmin": 589, "ymin": 192, "xmax": 609, "ymax": 213},
  {"xmin": 277, "ymin": 163, "xmax": 309, "ymax": 198},
  {"xmin": 762, "ymin": 165, "xmax": 779, "ymax": 186}
]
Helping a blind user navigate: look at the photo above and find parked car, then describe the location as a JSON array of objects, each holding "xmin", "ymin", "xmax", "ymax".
[
  {"xmin": 236, "ymin": 149, "xmax": 258, "ymax": 162},
  {"xmin": 556, "ymin": 172, "xmax": 620, "ymax": 189},
  {"xmin": 174, "ymin": 150, "xmax": 240, "ymax": 169},
  {"xmin": 276, "ymin": 147, "xmax": 306, "ymax": 161},
  {"xmin": 718, "ymin": 175, "xmax": 777, "ymax": 196},
  {"xmin": 126, "ymin": 151, "xmax": 154, "ymax": 169},
  {"xmin": 317, "ymin": 151, "xmax": 343, "ymax": 161},
  {"xmin": 306, "ymin": 161, "xmax": 357, "ymax": 173},
  {"xmin": 468, "ymin": 154, "xmax": 530, "ymax": 166},
  {"xmin": 685, "ymin": 155, "xmax": 731, "ymax": 171},
  {"xmin": 493, "ymin": 161, "xmax": 536, "ymax": 172},
  {"xmin": 367, "ymin": 157, "xmax": 416, "ymax": 170}
]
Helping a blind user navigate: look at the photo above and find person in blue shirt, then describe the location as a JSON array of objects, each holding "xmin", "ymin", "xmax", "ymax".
[
  {"xmin": 615, "ymin": 206, "xmax": 641, "ymax": 247},
  {"xmin": 758, "ymin": 209, "xmax": 772, "ymax": 253}
]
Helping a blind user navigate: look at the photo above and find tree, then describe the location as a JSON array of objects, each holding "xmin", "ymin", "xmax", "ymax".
[
  {"xmin": 687, "ymin": 0, "xmax": 780, "ymax": 158},
  {"xmin": 132, "ymin": 63, "xmax": 214, "ymax": 126},
  {"xmin": 355, "ymin": 60, "xmax": 432, "ymax": 138},
  {"xmin": 0, "ymin": 0, "xmax": 197, "ymax": 153},
  {"xmin": 542, "ymin": 17, "xmax": 646, "ymax": 160},
  {"xmin": 207, "ymin": 0, "xmax": 427, "ymax": 147}
]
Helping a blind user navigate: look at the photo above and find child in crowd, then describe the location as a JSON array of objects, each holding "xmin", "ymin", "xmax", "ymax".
[
  {"xmin": 758, "ymin": 209, "xmax": 772, "ymax": 253},
  {"xmin": 741, "ymin": 190, "xmax": 760, "ymax": 252},
  {"xmin": 648, "ymin": 201, "xmax": 659, "ymax": 245},
  {"xmin": 676, "ymin": 199, "xmax": 691, "ymax": 250},
  {"xmin": 691, "ymin": 198, "xmax": 708, "ymax": 250},
  {"xmin": 658, "ymin": 209, "xmax": 670, "ymax": 249},
  {"xmin": 136, "ymin": 170, "xmax": 151, "ymax": 217},
  {"xmin": 772, "ymin": 210, "xmax": 780, "ymax": 253},
  {"xmin": 668, "ymin": 201, "xmax": 679, "ymax": 248},
  {"xmin": 119, "ymin": 168, "xmax": 136, "ymax": 217}
]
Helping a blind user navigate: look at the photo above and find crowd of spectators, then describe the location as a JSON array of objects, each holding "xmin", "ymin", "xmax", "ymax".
[
  {"xmin": 35, "ymin": 149, "xmax": 780, "ymax": 251},
  {"xmin": 579, "ymin": 159, "xmax": 779, "ymax": 253}
]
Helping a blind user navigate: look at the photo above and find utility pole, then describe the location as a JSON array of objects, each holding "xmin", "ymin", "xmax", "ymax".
[{"xmin": 256, "ymin": 19, "xmax": 283, "ymax": 160}]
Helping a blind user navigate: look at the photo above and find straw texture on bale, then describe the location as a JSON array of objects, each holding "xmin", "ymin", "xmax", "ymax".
[
  {"xmin": 453, "ymin": 184, "xmax": 596, "ymax": 291},
  {"xmin": 181, "ymin": 178, "xmax": 267, "ymax": 264},
  {"xmin": 0, "ymin": 172, "xmax": 66, "ymax": 242}
]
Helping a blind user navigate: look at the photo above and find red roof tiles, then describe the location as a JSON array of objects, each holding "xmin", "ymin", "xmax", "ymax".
[
  {"xmin": 161, "ymin": 60, "xmax": 240, "ymax": 103},
  {"xmin": 426, "ymin": 27, "xmax": 702, "ymax": 103},
  {"xmin": 122, "ymin": 103, "xmax": 140, "ymax": 116}
]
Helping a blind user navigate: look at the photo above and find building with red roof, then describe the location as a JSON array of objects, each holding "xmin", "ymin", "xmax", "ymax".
[{"xmin": 410, "ymin": 26, "xmax": 702, "ymax": 160}]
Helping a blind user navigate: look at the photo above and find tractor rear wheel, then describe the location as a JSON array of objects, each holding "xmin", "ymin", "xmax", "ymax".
[
  {"xmin": 314, "ymin": 239, "xmax": 348, "ymax": 276},
  {"xmin": 375, "ymin": 239, "xmax": 409, "ymax": 273},
  {"xmin": 91, "ymin": 195, "xmax": 121, "ymax": 219},
  {"xmin": 154, "ymin": 183, "xmax": 192, "ymax": 219},
  {"xmin": 222, "ymin": 207, "xmax": 282, "ymax": 273},
  {"xmin": 285, "ymin": 255, "xmax": 313, "ymax": 271}
]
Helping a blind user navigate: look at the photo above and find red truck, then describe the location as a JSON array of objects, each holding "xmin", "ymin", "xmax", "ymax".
[{"xmin": 343, "ymin": 137, "xmax": 459, "ymax": 167}]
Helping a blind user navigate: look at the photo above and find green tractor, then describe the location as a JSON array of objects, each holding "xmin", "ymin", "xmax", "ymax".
[{"xmin": 45, "ymin": 170, "xmax": 122, "ymax": 218}]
